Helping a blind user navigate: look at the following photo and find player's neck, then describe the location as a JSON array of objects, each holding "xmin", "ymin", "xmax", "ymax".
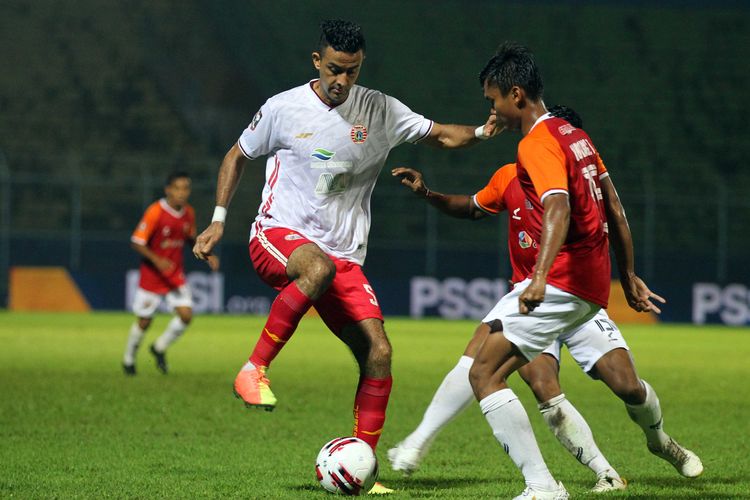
[
  {"xmin": 521, "ymin": 102, "xmax": 548, "ymax": 136},
  {"xmin": 165, "ymin": 199, "xmax": 184, "ymax": 211}
]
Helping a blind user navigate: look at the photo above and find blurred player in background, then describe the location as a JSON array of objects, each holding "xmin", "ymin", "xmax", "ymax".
[
  {"xmin": 192, "ymin": 19, "xmax": 498, "ymax": 494},
  {"xmin": 123, "ymin": 171, "xmax": 219, "ymax": 376},
  {"xmin": 389, "ymin": 106, "xmax": 702, "ymax": 493}
]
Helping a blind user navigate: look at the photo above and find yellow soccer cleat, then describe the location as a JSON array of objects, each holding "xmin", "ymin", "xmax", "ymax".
[
  {"xmin": 233, "ymin": 365, "xmax": 277, "ymax": 411},
  {"xmin": 368, "ymin": 482, "xmax": 394, "ymax": 495}
]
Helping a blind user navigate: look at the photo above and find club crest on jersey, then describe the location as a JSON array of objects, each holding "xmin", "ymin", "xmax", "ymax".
[
  {"xmin": 518, "ymin": 231, "xmax": 535, "ymax": 249},
  {"xmin": 350, "ymin": 124, "xmax": 367, "ymax": 144},
  {"xmin": 311, "ymin": 148, "xmax": 335, "ymax": 161},
  {"xmin": 250, "ymin": 109, "xmax": 263, "ymax": 131}
]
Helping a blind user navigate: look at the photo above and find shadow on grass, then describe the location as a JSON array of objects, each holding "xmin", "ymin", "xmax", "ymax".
[{"xmin": 289, "ymin": 475, "xmax": 498, "ymax": 495}]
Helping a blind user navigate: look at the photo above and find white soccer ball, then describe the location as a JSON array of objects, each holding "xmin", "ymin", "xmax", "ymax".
[{"xmin": 315, "ymin": 437, "xmax": 378, "ymax": 495}]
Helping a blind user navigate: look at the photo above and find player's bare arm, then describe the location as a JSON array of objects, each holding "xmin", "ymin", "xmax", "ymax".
[
  {"xmin": 391, "ymin": 167, "xmax": 485, "ymax": 219},
  {"xmin": 193, "ymin": 143, "xmax": 247, "ymax": 260},
  {"xmin": 420, "ymin": 113, "xmax": 502, "ymax": 149},
  {"xmin": 600, "ymin": 176, "xmax": 665, "ymax": 313},
  {"xmin": 130, "ymin": 241, "xmax": 174, "ymax": 273},
  {"xmin": 519, "ymin": 193, "xmax": 569, "ymax": 314}
]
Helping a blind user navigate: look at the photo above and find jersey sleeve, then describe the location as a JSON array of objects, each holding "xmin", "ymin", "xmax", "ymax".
[
  {"xmin": 518, "ymin": 136, "xmax": 568, "ymax": 203},
  {"xmin": 384, "ymin": 94, "xmax": 433, "ymax": 148},
  {"xmin": 131, "ymin": 203, "xmax": 162, "ymax": 246},
  {"xmin": 596, "ymin": 153, "xmax": 609, "ymax": 179},
  {"xmin": 474, "ymin": 163, "xmax": 516, "ymax": 214},
  {"xmin": 238, "ymin": 100, "xmax": 276, "ymax": 160}
]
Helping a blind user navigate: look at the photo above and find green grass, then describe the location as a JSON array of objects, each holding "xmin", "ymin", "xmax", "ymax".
[{"xmin": 1, "ymin": 312, "xmax": 748, "ymax": 498}]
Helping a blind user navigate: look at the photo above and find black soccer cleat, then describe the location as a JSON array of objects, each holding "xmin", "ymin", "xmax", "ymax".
[
  {"xmin": 149, "ymin": 344, "xmax": 168, "ymax": 374},
  {"xmin": 122, "ymin": 362, "xmax": 136, "ymax": 376}
]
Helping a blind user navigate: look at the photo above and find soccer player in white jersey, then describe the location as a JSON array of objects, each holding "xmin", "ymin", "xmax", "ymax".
[
  {"xmin": 192, "ymin": 20, "xmax": 498, "ymax": 494},
  {"xmin": 387, "ymin": 106, "xmax": 703, "ymax": 493}
]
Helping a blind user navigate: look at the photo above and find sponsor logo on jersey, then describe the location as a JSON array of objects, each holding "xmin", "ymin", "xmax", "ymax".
[
  {"xmin": 558, "ymin": 123, "xmax": 576, "ymax": 135},
  {"xmin": 284, "ymin": 233, "xmax": 304, "ymax": 241},
  {"xmin": 524, "ymin": 198, "xmax": 533, "ymax": 210},
  {"xmin": 295, "ymin": 132, "xmax": 313, "ymax": 139},
  {"xmin": 250, "ymin": 109, "xmax": 263, "ymax": 131},
  {"xmin": 518, "ymin": 231, "xmax": 534, "ymax": 249},
  {"xmin": 350, "ymin": 124, "xmax": 367, "ymax": 144},
  {"xmin": 311, "ymin": 148, "xmax": 335, "ymax": 161}
]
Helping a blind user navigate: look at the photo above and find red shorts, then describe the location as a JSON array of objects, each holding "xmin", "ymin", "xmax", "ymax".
[{"xmin": 249, "ymin": 227, "xmax": 384, "ymax": 334}]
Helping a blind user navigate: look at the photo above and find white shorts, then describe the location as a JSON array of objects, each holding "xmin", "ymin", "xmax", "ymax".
[
  {"xmin": 542, "ymin": 309, "xmax": 630, "ymax": 374},
  {"xmin": 132, "ymin": 285, "xmax": 192, "ymax": 317},
  {"xmin": 482, "ymin": 278, "xmax": 600, "ymax": 361}
]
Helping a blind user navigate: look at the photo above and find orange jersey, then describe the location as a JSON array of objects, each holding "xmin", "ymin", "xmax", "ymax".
[
  {"xmin": 474, "ymin": 163, "xmax": 537, "ymax": 284},
  {"xmin": 131, "ymin": 199, "xmax": 196, "ymax": 294},
  {"xmin": 516, "ymin": 115, "xmax": 610, "ymax": 308}
]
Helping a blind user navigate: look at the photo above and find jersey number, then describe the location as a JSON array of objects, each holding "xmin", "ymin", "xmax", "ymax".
[{"xmin": 363, "ymin": 284, "xmax": 379, "ymax": 306}]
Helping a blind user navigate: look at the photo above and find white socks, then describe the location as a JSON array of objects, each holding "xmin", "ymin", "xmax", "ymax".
[
  {"xmin": 480, "ymin": 388, "xmax": 558, "ymax": 491},
  {"xmin": 153, "ymin": 316, "xmax": 189, "ymax": 353},
  {"xmin": 401, "ymin": 356, "xmax": 475, "ymax": 450},
  {"xmin": 626, "ymin": 379, "xmax": 669, "ymax": 448},
  {"xmin": 123, "ymin": 323, "xmax": 146, "ymax": 365},
  {"xmin": 539, "ymin": 394, "xmax": 619, "ymax": 478}
]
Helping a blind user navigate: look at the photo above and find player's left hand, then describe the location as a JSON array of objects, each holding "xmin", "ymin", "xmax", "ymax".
[
  {"xmin": 622, "ymin": 275, "xmax": 665, "ymax": 314},
  {"xmin": 193, "ymin": 222, "xmax": 224, "ymax": 261},
  {"xmin": 391, "ymin": 167, "xmax": 428, "ymax": 197},
  {"xmin": 519, "ymin": 278, "xmax": 546, "ymax": 314}
]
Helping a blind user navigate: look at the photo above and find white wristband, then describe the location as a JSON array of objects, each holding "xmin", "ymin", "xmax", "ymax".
[
  {"xmin": 211, "ymin": 206, "xmax": 227, "ymax": 223},
  {"xmin": 474, "ymin": 125, "xmax": 488, "ymax": 140}
]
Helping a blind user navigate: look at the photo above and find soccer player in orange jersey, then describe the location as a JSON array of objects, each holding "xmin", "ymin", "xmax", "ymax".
[
  {"xmin": 388, "ymin": 106, "xmax": 702, "ymax": 493},
  {"xmin": 123, "ymin": 172, "xmax": 218, "ymax": 375}
]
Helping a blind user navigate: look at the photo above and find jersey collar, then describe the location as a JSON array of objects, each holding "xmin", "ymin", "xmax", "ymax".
[
  {"xmin": 159, "ymin": 198, "xmax": 185, "ymax": 218},
  {"xmin": 308, "ymin": 79, "xmax": 350, "ymax": 112},
  {"xmin": 528, "ymin": 112, "xmax": 552, "ymax": 134}
]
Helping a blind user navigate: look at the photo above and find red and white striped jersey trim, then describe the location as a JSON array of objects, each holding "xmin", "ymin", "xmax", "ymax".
[{"xmin": 256, "ymin": 229, "xmax": 288, "ymax": 266}]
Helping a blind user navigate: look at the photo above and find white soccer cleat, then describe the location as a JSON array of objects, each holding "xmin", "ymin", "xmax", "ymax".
[
  {"xmin": 387, "ymin": 442, "xmax": 425, "ymax": 476},
  {"xmin": 513, "ymin": 481, "xmax": 569, "ymax": 500},
  {"xmin": 648, "ymin": 438, "xmax": 703, "ymax": 478},
  {"xmin": 591, "ymin": 474, "xmax": 628, "ymax": 493}
]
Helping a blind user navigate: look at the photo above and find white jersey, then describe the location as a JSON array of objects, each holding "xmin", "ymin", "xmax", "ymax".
[{"xmin": 238, "ymin": 80, "xmax": 433, "ymax": 265}]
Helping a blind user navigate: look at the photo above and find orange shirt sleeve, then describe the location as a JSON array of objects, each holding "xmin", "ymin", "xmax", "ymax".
[
  {"xmin": 474, "ymin": 163, "xmax": 516, "ymax": 214},
  {"xmin": 596, "ymin": 154, "xmax": 608, "ymax": 176},
  {"xmin": 131, "ymin": 202, "xmax": 162, "ymax": 245},
  {"xmin": 518, "ymin": 133, "xmax": 568, "ymax": 202}
]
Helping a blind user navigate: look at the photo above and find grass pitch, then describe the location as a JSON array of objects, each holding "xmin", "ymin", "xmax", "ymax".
[{"xmin": 1, "ymin": 312, "xmax": 748, "ymax": 498}]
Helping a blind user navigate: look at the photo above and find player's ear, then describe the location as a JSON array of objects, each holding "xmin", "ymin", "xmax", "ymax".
[
  {"xmin": 512, "ymin": 86, "xmax": 525, "ymax": 109},
  {"xmin": 312, "ymin": 51, "xmax": 322, "ymax": 70}
]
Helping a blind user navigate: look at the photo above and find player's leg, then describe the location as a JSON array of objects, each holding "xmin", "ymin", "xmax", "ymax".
[
  {"xmin": 389, "ymin": 323, "xmax": 489, "ymax": 475},
  {"xmin": 316, "ymin": 262, "xmax": 392, "ymax": 494},
  {"xmin": 235, "ymin": 229, "xmax": 333, "ymax": 410},
  {"xmin": 149, "ymin": 286, "xmax": 194, "ymax": 374},
  {"xmin": 469, "ymin": 280, "xmax": 599, "ymax": 498},
  {"xmin": 123, "ymin": 288, "xmax": 160, "ymax": 375},
  {"xmin": 519, "ymin": 351, "xmax": 625, "ymax": 492},
  {"xmin": 591, "ymin": 348, "xmax": 703, "ymax": 477}
]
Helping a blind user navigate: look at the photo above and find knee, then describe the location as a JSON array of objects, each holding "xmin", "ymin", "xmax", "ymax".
[
  {"xmin": 306, "ymin": 257, "xmax": 336, "ymax": 290},
  {"xmin": 177, "ymin": 310, "xmax": 193, "ymax": 325},
  {"xmin": 614, "ymin": 379, "xmax": 646, "ymax": 405},
  {"xmin": 138, "ymin": 317, "xmax": 152, "ymax": 330},
  {"xmin": 368, "ymin": 340, "xmax": 392, "ymax": 370}
]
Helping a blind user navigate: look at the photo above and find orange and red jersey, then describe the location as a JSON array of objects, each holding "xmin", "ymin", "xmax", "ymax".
[
  {"xmin": 474, "ymin": 163, "xmax": 537, "ymax": 284},
  {"xmin": 131, "ymin": 199, "xmax": 196, "ymax": 294},
  {"xmin": 516, "ymin": 115, "xmax": 610, "ymax": 308}
]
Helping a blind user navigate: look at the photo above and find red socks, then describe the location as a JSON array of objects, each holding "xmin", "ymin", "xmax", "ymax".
[
  {"xmin": 353, "ymin": 376, "xmax": 393, "ymax": 451},
  {"xmin": 249, "ymin": 282, "xmax": 313, "ymax": 367}
]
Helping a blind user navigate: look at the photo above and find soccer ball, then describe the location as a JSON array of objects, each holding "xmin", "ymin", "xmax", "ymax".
[{"xmin": 315, "ymin": 437, "xmax": 378, "ymax": 495}]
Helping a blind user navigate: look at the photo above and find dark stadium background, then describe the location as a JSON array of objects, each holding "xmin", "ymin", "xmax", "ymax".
[{"xmin": 1, "ymin": 0, "xmax": 748, "ymax": 324}]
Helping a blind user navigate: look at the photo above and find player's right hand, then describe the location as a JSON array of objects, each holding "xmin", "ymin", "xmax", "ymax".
[
  {"xmin": 193, "ymin": 222, "xmax": 224, "ymax": 261},
  {"xmin": 153, "ymin": 256, "xmax": 175, "ymax": 273},
  {"xmin": 392, "ymin": 167, "xmax": 427, "ymax": 196}
]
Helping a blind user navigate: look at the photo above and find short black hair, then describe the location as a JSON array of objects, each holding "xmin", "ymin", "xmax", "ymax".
[
  {"xmin": 479, "ymin": 41, "xmax": 543, "ymax": 100},
  {"xmin": 165, "ymin": 171, "xmax": 190, "ymax": 186},
  {"xmin": 318, "ymin": 19, "xmax": 366, "ymax": 54},
  {"xmin": 548, "ymin": 105, "xmax": 583, "ymax": 129}
]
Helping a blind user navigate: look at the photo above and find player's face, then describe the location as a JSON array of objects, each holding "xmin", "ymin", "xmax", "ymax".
[
  {"xmin": 165, "ymin": 177, "xmax": 191, "ymax": 209},
  {"xmin": 312, "ymin": 46, "xmax": 364, "ymax": 106},
  {"xmin": 484, "ymin": 81, "xmax": 522, "ymax": 131}
]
